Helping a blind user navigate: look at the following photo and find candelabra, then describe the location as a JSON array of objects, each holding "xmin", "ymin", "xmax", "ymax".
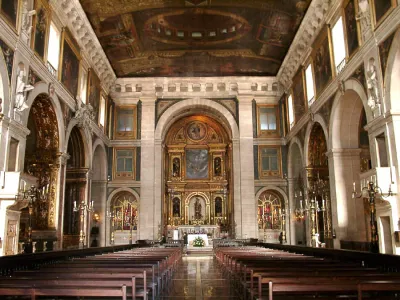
[
  {"xmin": 281, "ymin": 208, "xmax": 287, "ymax": 243},
  {"xmin": 294, "ymin": 191, "xmax": 307, "ymax": 222},
  {"xmin": 352, "ymin": 179, "xmax": 392, "ymax": 253},
  {"xmin": 17, "ymin": 182, "xmax": 50, "ymax": 253},
  {"xmin": 73, "ymin": 200, "xmax": 94, "ymax": 248},
  {"xmin": 106, "ymin": 210, "xmax": 115, "ymax": 245}
]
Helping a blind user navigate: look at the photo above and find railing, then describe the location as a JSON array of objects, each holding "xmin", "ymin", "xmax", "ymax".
[
  {"xmin": 336, "ymin": 58, "xmax": 346, "ymax": 75},
  {"xmin": 308, "ymin": 96, "xmax": 315, "ymax": 107},
  {"xmin": 46, "ymin": 62, "xmax": 57, "ymax": 78}
]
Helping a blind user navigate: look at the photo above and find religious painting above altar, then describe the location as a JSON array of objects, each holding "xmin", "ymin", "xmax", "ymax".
[{"xmin": 186, "ymin": 149, "xmax": 208, "ymax": 180}]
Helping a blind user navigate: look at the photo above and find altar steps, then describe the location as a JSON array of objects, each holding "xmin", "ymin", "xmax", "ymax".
[{"xmin": 186, "ymin": 246, "xmax": 214, "ymax": 256}]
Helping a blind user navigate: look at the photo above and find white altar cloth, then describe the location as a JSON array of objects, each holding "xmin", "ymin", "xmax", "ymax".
[{"xmin": 188, "ymin": 234, "xmax": 209, "ymax": 246}]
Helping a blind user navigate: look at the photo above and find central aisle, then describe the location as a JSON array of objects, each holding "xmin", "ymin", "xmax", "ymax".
[{"xmin": 162, "ymin": 255, "xmax": 238, "ymax": 299}]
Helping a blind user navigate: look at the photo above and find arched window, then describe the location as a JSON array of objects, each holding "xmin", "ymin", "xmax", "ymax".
[
  {"xmin": 111, "ymin": 192, "xmax": 138, "ymax": 231},
  {"xmin": 257, "ymin": 191, "xmax": 283, "ymax": 230}
]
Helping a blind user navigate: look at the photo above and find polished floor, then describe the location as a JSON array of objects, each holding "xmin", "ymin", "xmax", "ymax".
[{"xmin": 161, "ymin": 255, "xmax": 238, "ymax": 300}]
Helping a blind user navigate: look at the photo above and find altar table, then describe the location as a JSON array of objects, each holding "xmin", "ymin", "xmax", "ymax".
[{"xmin": 188, "ymin": 234, "xmax": 209, "ymax": 246}]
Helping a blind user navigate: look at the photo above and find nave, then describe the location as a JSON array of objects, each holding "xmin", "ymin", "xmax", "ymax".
[{"xmin": 1, "ymin": 243, "xmax": 400, "ymax": 300}]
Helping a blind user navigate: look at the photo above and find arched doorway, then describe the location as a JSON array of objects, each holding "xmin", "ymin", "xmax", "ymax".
[
  {"xmin": 329, "ymin": 85, "xmax": 374, "ymax": 250},
  {"xmin": 306, "ymin": 122, "xmax": 332, "ymax": 248},
  {"xmin": 257, "ymin": 190, "xmax": 285, "ymax": 243},
  {"xmin": 91, "ymin": 142, "xmax": 107, "ymax": 246},
  {"xmin": 62, "ymin": 126, "xmax": 87, "ymax": 249},
  {"xmin": 288, "ymin": 140, "xmax": 306, "ymax": 246},
  {"xmin": 164, "ymin": 115, "xmax": 232, "ymax": 240},
  {"xmin": 20, "ymin": 93, "xmax": 60, "ymax": 251},
  {"xmin": 109, "ymin": 191, "xmax": 138, "ymax": 245}
]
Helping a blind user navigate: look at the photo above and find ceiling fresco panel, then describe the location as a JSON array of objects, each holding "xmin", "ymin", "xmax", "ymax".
[{"xmin": 79, "ymin": 0, "xmax": 312, "ymax": 77}]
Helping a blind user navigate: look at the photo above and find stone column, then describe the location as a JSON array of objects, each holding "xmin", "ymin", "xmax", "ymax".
[
  {"xmin": 237, "ymin": 96, "xmax": 257, "ymax": 239},
  {"xmin": 327, "ymin": 148, "xmax": 364, "ymax": 248},
  {"xmin": 386, "ymin": 115, "xmax": 400, "ymax": 254},
  {"xmin": 0, "ymin": 117, "xmax": 9, "ymax": 172},
  {"xmin": 55, "ymin": 152, "xmax": 69, "ymax": 250},
  {"xmin": 139, "ymin": 96, "xmax": 156, "ymax": 240},
  {"xmin": 288, "ymin": 178, "xmax": 296, "ymax": 244}
]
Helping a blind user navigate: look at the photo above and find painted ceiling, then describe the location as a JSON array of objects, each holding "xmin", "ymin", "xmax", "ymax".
[{"xmin": 79, "ymin": 0, "xmax": 312, "ymax": 77}]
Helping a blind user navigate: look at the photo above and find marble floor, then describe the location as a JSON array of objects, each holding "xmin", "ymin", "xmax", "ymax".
[{"xmin": 161, "ymin": 255, "xmax": 239, "ymax": 300}]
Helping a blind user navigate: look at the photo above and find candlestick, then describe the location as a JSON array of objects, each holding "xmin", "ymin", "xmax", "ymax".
[
  {"xmin": 353, "ymin": 182, "xmax": 355, "ymax": 192},
  {"xmin": 74, "ymin": 201, "xmax": 77, "ymax": 209}
]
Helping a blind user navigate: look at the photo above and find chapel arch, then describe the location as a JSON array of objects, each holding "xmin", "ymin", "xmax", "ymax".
[
  {"xmin": 329, "ymin": 87, "xmax": 371, "ymax": 247},
  {"xmin": 109, "ymin": 191, "xmax": 139, "ymax": 245},
  {"xmin": 163, "ymin": 112, "xmax": 233, "ymax": 237},
  {"xmin": 90, "ymin": 142, "xmax": 108, "ymax": 246},
  {"xmin": 62, "ymin": 126, "xmax": 87, "ymax": 249},
  {"xmin": 385, "ymin": 28, "xmax": 400, "ymax": 112},
  {"xmin": 306, "ymin": 122, "xmax": 333, "ymax": 248},
  {"xmin": 257, "ymin": 189, "xmax": 285, "ymax": 243},
  {"xmin": 288, "ymin": 140, "xmax": 306, "ymax": 245},
  {"xmin": 20, "ymin": 93, "xmax": 60, "ymax": 249}
]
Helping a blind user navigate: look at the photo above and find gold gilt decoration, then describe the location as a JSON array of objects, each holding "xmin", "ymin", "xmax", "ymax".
[
  {"xmin": 165, "ymin": 115, "xmax": 230, "ymax": 227},
  {"xmin": 25, "ymin": 94, "xmax": 59, "ymax": 229}
]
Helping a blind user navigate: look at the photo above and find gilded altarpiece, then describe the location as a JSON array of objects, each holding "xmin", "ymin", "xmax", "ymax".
[
  {"xmin": 306, "ymin": 123, "xmax": 333, "ymax": 248},
  {"xmin": 24, "ymin": 94, "xmax": 60, "ymax": 231},
  {"xmin": 164, "ymin": 115, "xmax": 231, "ymax": 234}
]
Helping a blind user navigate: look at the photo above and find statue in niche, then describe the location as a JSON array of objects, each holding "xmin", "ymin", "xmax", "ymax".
[
  {"xmin": 214, "ymin": 157, "xmax": 222, "ymax": 176},
  {"xmin": 15, "ymin": 64, "xmax": 34, "ymax": 111},
  {"xmin": 356, "ymin": 0, "xmax": 372, "ymax": 42},
  {"xmin": 215, "ymin": 197, "xmax": 222, "ymax": 216},
  {"xmin": 173, "ymin": 198, "xmax": 180, "ymax": 217},
  {"xmin": 194, "ymin": 197, "xmax": 202, "ymax": 219},
  {"xmin": 366, "ymin": 58, "xmax": 380, "ymax": 109},
  {"xmin": 172, "ymin": 157, "xmax": 180, "ymax": 177}
]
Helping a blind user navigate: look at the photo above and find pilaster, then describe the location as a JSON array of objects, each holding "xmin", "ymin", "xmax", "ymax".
[
  {"xmin": 139, "ymin": 96, "xmax": 156, "ymax": 240},
  {"xmin": 238, "ymin": 95, "xmax": 257, "ymax": 238}
]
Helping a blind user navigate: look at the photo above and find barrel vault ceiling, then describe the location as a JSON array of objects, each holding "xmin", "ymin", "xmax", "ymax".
[{"xmin": 79, "ymin": 0, "xmax": 312, "ymax": 77}]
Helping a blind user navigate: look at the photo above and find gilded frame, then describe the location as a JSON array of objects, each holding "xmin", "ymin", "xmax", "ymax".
[
  {"xmin": 113, "ymin": 147, "xmax": 136, "ymax": 180},
  {"xmin": 256, "ymin": 104, "xmax": 280, "ymax": 138},
  {"xmin": 113, "ymin": 105, "xmax": 137, "ymax": 139},
  {"xmin": 0, "ymin": 0, "xmax": 20, "ymax": 32},
  {"xmin": 291, "ymin": 67, "xmax": 307, "ymax": 124},
  {"xmin": 87, "ymin": 69, "xmax": 101, "ymax": 123},
  {"xmin": 258, "ymin": 146, "xmax": 282, "ymax": 178},
  {"xmin": 59, "ymin": 28, "xmax": 81, "ymax": 97},
  {"xmin": 370, "ymin": 0, "xmax": 397, "ymax": 29},
  {"xmin": 312, "ymin": 26, "xmax": 335, "ymax": 97},
  {"xmin": 31, "ymin": 0, "xmax": 51, "ymax": 62},
  {"xmin": 342, "ymin": 0, "xmax": 361, "ymax": 60}
]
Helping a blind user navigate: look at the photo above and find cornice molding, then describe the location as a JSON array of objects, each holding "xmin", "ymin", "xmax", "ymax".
[
  {"xmin": 111, "ymin": 76, "xmax": 282, "ymax": 101},
  {"xmin": 277, "ymin": 0, "xmax": 331, "ymax": 88},
  {"xmin": 51, "ymin": 0, "xmax": 117, "ymax": 93}
]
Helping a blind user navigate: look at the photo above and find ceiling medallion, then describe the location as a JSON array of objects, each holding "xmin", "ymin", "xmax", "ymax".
[{"xmin": 187, "ymin": 121, "xmax": 207, "ymax": 141}]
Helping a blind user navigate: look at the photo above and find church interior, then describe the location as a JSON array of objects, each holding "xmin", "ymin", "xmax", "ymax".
[{"xmin": 1, "ymin": 0, "xmax": 400, "ymax": 298}]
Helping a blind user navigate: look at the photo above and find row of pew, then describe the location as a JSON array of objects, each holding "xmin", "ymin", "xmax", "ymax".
[
  {"xmin": 215, "ymin": 246, "xmax": 400, "ymax": 300},
  {"xmin": 0, "ymin": 246, "xmax": 182, "ymax": 300}
]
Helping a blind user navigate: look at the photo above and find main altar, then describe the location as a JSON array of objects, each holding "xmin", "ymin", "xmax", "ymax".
[{"xmin": 167, "ymin": 224, "xmax": 221, "ymax": 242}]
